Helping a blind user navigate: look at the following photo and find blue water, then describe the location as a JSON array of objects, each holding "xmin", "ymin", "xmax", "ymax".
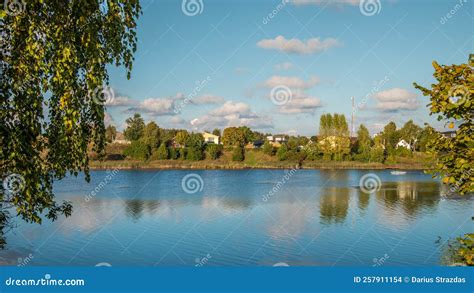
[{"xmin": 1, "ymin": 169, "xmax": 472, "ymax": 266}]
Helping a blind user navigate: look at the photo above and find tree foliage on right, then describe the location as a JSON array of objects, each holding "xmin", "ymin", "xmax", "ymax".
[{"xmin": 414, "ymin": 55, "xmax": 473, "ymax": 194}]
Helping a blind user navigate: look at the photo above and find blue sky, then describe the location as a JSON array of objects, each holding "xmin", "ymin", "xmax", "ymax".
[{"xmin": 106, "ymin": 0, "xmax": 473, "ymax": 136}]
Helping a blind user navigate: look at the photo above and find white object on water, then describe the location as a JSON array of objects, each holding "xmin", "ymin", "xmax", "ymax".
[{"xmin": 390, "ymin": 171, "xmax": 407, "ymax": 175}]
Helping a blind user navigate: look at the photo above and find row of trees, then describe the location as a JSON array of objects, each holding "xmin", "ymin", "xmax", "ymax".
[{"xmin": 112, "ymin": 113, "xmax": 437, "ymax": 164}]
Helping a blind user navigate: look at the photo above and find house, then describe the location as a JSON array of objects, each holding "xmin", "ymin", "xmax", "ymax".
[
  {"xmin": 396, "ymin": 139, "xmax": 411, "ymax": 150},
  {"xmin": 245, "ymin": 140, "xmax": 264, "ymax": 149},
  {"xmin": 253, "ymin": 140, "xmax": 264, "ymax": 148},
  {"xmin": 274, "ymin": 135, "xmax": 288, "ymax": 143},
  {"xmin": 440, "ymin": 131, "xmax": 456, "ymax": 138},
  {"xmin": 266, "ymin": 134, "xmax": 288, "ymax": 143},
  {"xmin": 203, "ymin": 132, "xmax": 220, "ymax": 144},
  {"xmin": 113, "ymin": 132, "xmax": 130, "ymax": 144}
]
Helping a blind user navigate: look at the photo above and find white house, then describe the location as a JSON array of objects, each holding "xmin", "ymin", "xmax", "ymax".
[
  {"xmin": 203, "ymin": 132, "xmax": 220, "ymax": 144},
  {"xmin": 113, "ymin": 132, "xmax": 131, "ymax": 144},
  {"xmin": 396, "ymin": 139, "xmax": 411, "ymax": 150}
]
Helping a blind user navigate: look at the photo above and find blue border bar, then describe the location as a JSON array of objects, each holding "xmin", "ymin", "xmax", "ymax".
[{"xmin": 1, "ymin": 267, "xmax": 472, "ymax": 292}]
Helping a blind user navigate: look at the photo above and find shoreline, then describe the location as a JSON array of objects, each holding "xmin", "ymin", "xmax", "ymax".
[{"xmin": 90, "ymin": 160, "xmax": 429, "ymax": 171}]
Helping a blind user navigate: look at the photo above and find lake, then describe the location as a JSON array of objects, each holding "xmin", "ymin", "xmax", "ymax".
[{"xmin": 1, "ymin": 169, "xmax": 472, "ymax": 266}]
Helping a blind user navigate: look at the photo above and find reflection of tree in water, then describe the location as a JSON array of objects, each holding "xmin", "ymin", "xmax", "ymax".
[
  {"xmin": 358, "ymin": 191, "xmax": 370, "ymax": 213},
  {"xmin": 125, "ymin": 199, "xmax": 145, "ymax": 220},
  {"xmin": 222, "ymin": 198, "xmax": 252, "ymax": 210},
  {"xmin": 375, "ymin": 181, "xmax": 440, "ymax": 217},
  {"xmin": 318, "ymin": 169, "xmax": 349, "ymax": 187},
  {"xmin": 319, "ymin": 187, "xmax": 350, "ymax": 225}
]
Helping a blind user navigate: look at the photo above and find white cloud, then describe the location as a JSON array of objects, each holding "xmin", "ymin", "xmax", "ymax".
[
  {"xmin": 373, "ymin": 88, "xmax": 419, "ymax": 112},
  {"xmin": 257, "ymin": 35, "xmax": 340, "ymax": 54},
  {"xmin": 210, "ymin": 101, "xmax": 252, "ymax": 117},
  {"xmin": 264, "ymin": 75, "xmax": 320, "ymax": 90},
  {"xmin": 274, "ymin": 62, "xmax": 294, "ymax": 70},
  {"xmin": 127, "ymin": 93, "xmax": 223, "ymax": 116},
  {"xmin": 191, "ymin": 101, "xmax": 273, "ymax": 131},
  {"xmin": 105, "ymin": 95, "xmax": 135, "ymax": 107},
  {"xmin": 131, "ymin": 98, "xmax": 175, "ymax": 116},
  {"xmin": 292, "ymin": 0, "xmax": 359, "ymax": 6},
  {"xmin": 279, "ymin": 92, "xmax": 323, "ymax": 114}
]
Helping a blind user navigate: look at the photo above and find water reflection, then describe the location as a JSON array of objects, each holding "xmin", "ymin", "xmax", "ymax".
[
  {"xmin": 1, "ymin": 170, "xmax": 472, "ymax": 266},
  {"xmin": 375, "ymin": 181, "xmax": 439, "ymax": 217},
  {"xmin": 319, "ymin": 187, "xmax": 350, "ymax": 225}
]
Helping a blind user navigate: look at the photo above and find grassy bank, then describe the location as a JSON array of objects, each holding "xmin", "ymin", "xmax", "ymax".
[
  {"xmin": 90, "ymin": 148, "xmax": 431, "ymax": 170},
  {"xmin": 90, "ymin": 158, "xmax": 428, "ymax": 170}
]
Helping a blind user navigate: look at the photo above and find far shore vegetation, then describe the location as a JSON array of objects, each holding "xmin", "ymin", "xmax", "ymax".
[{"xmin": 97, "ymin": 113, "xmax": 436, "ymax": 170}]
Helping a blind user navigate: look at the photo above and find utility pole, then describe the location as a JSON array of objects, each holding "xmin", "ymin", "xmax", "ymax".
[{"xmin": 351, "ymin": 96, "xmax": 355, "ymax": 137}]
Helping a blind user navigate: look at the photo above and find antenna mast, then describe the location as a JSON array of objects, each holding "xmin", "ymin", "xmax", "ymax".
[{"xmin": 351, "ymin": 96, "xmax": 355, "ymax": 137}]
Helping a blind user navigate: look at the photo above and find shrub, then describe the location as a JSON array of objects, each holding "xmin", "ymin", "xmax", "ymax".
[
  {"xmin": 169, "ymin": 148, "xmax": 179, "ymax": 160},
  {"xmin": 442, "ymin": 233, "xmax": 474, "ymax": 266},
  {"xmin": 152, "ymin": 143, "xmax": 169, "ymax": 160},
  {"xmin": 276, "ymin": 144, "xmax": 288, "ymax": 161},
  {"xmin": 206, "ymin": 144, "xmax": 222, "ymax": 160},
  {"xmin": 123, "ymin": 140, "xmax": 150, "ymax": 161},
  {"xmin": 262, "ymin": 141, "xmax": 274, "ymax": 156},
  {"xmin": 186, "ymin": 147, "xmax": 204, "ymax": 161},
  {"xmin": 370, "ymin": 146, "xmax": 385, "ymax": 163},
  {"xmin": 303, "ymin": 143, "xmax": 321, "ymax": 161},
  {"xmin": 232, "ymin": 146, "xmax": 245, "ymax": 161}
]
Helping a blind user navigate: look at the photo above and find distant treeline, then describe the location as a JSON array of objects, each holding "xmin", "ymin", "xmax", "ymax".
[{"xmin": 101, "ymin": 113, "xmax": 438, "ymax": 164}]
